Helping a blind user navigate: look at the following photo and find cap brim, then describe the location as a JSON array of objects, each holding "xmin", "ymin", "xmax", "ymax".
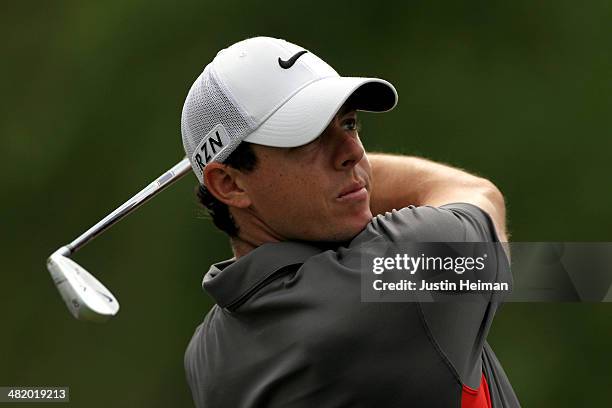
[{"xmin": 243, "ymin": 76, "xmax": 397, "ymax": 148}]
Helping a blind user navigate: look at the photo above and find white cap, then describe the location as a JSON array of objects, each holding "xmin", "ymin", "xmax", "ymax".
[{"xmin": 181, "ymin": 36, "xmax": 398, "ymax": 184}]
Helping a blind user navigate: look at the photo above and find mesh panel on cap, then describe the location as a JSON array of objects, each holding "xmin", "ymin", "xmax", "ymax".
[{"xmin": 181, "ymin": 65, "xmax": 253, "ymax": 184}]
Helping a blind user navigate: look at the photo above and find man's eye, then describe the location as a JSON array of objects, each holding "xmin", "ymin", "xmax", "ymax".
[{"xmin": 342, "ymin": 118, "xmax": 361, "ymax": 131}]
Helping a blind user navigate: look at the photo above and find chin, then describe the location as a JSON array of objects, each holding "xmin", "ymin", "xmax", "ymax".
[
  {"xmin": 336, "ymin": 213, "xmax": 372, "ymax": 241},
  {"xmin": 302, "ymin": 208, "xmax": 373, "ymax": 243},
  {"xmin": 354, "ymin": 207, "xmax": 374, "ymax": 227}
]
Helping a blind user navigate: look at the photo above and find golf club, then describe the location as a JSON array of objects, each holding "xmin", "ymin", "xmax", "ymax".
[{"xmin": 46, "ymin": 157, "xmax": 192, "ymax": 322}]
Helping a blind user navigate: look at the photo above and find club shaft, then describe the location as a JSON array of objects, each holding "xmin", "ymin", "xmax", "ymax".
[{"xmin": 66, "ymin": 158, "xmax": 192, "ymax": 254}]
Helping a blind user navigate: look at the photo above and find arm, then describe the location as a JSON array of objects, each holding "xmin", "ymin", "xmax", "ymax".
[{"xmin": 368, "ymin": 153, "xmax": 508, "ymax": 241}]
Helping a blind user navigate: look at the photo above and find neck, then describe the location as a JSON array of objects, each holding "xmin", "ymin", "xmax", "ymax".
[
  {"xmin": 229, "ymin": 208, "xmax": 283, "ymax": 258},
  {"xmin": 230, "ymin": 236, "xmax": 257, "ymax": 258}
]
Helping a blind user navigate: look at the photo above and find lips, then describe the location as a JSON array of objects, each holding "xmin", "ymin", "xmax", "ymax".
[{"xmin": 337, "ymin": 181, "xmax": 367, "ymax": 201}]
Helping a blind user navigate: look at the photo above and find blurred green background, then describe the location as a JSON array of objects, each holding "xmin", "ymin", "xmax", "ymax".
[{"xmin": 2, "ymin": 0, "xmax": 611, "ymax": 406}]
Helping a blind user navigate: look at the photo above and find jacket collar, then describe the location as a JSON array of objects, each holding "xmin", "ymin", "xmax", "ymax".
[{"xmin": 202, "ymin": 241, "xmax": 327, "ymax": 308}]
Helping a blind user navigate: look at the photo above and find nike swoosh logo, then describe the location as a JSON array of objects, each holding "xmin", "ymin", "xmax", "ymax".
[{"xmin": 278, "ymin": 50, "xmax": 308, "ymax": 69}]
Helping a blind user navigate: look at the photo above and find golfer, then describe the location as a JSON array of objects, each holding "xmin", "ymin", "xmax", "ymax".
[{"xmin": 182, "ymin": 37, "xmax": 520, "ymax": 407}]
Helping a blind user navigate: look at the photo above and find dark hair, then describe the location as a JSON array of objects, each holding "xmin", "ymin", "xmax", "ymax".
[{"xmin": 195, "ymin": 142, "xmax": 258, "ymax": 237}]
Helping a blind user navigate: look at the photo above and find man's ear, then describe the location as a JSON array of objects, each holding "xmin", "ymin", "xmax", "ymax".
[{"xmin": 203, "ymin": 163, "xmax": 252, "ymax": 208}]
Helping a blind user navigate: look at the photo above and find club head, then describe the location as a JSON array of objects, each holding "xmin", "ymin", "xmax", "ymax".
[{"xmin": 47, "ymin": 247, "xmax": 120, "ymax": 322}]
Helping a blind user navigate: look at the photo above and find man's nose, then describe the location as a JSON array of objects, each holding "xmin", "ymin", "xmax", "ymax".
[{"xmin": 333, "ymin": 131, "xmax": 365, "ymax": 171}]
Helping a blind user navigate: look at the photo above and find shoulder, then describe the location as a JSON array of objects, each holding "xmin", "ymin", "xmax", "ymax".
[
  {"xmin": 184, "ymin": 306, "xmax": 220, "ymax": 383},
  {"xmin": 361, "ymin": 202, "xmax": 500, "ymax": 243},
  {"xmin": 185, "ymin": 305, "xmax": 232, "ymax": 406}
]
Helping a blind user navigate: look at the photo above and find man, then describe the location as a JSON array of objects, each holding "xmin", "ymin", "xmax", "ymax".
[{"xmin": 182, "ymin": 37, "xmax": 520, "ymax": 407}]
